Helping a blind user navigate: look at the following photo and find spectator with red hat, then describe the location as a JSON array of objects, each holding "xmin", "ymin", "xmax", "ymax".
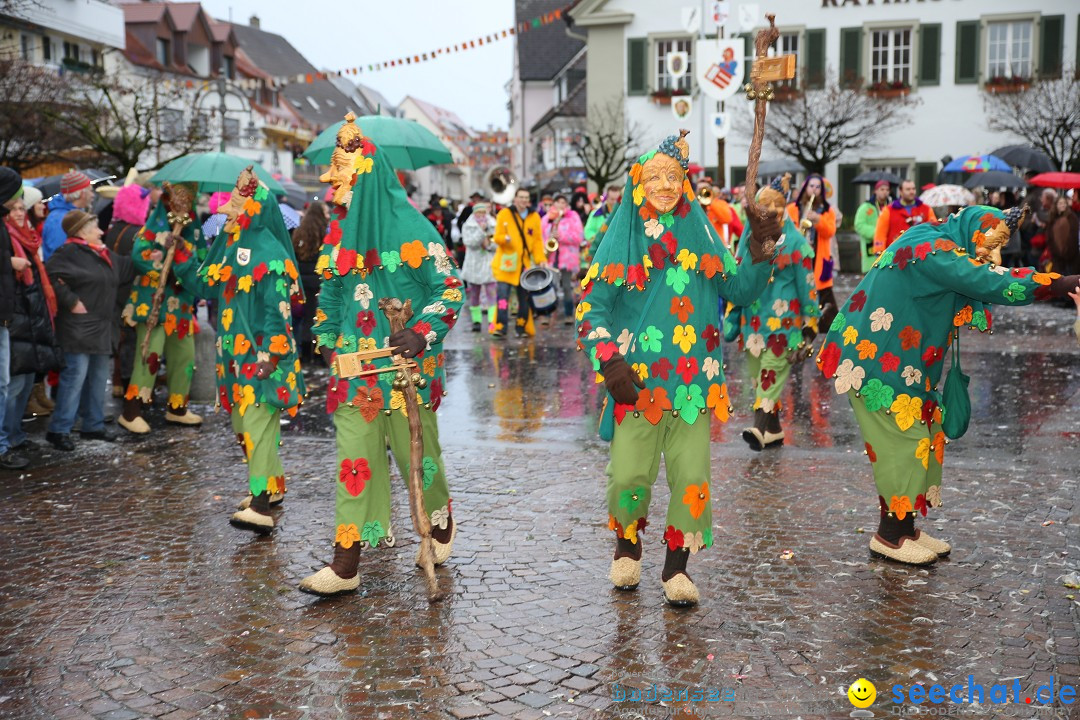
[{"xmin": 41, "ymin": 170, "xmax": 95, "ymax": 260}]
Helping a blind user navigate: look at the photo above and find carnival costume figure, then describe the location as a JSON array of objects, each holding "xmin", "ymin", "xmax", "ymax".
[
  {"xmin": 816, "ymin": 205, "xmax": 1079, "ymax": 565},
  {"xmin": 725, "ymin": 177, "xmax": 819, "ymax": 450},
  {"xmin": 195, "ymin": 168, "xmax": 306, "ymax": 534},
  {"xmin": 299, "ymin": 114, "xmax": 462, "ymax": 597},
  {"xmin": 577, "ymin": 131, "xmax": 781, "ymax": 607},
  {"xmin": 786, "ymin": 173, "xmax": 837, "ymax": 329},
  {"xmin": 119, "ymin": 183, "xmax": 205, "ymax": 434}
]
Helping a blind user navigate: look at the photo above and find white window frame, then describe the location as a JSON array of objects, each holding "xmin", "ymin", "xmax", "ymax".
[
  {"xmin": 775, "ymin": 28, "xmax": 803, "ymax": 88},
  {"xmin": 981, "ymin": 13, "xmax": 1039, "ymax": 84},
  {"xmin": 866, "ymin": 24, "xmax": 916, "ymax": 88},
  {"xmin": 649, "ymin": 33, "xmax": 694, "ymax": 93}
]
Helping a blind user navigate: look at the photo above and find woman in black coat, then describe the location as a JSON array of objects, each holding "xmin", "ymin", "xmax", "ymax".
[
  {"xmin": 43, "ymin": 210, "xmax": 134, "ymax": 450},
  {"xmin": 2, "ymin": 194, "xmax": 63, "ymax": 456}
]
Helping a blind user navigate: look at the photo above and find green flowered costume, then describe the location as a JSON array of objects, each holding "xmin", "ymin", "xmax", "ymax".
[
  {"xmin": 314, "ymin": 132, "xmax": 463, "ymax": 552},
  {"xmin": 725, "ymin": 215, "xmax": 819, "ymax": 412},
  {"xmin": 122, "ymin": 200, "xmax": 206, "ymax": 410},
  {"xmin": 194, "ymin": 184, "xmax": 306, "ymax": 497},
  {"xmin": 816, "ymin": 206, "xmax": 1060, "ymax": 521},
  {"xmin": 577, "ymin": 144, "xmax": 773, "ymax": 554}
]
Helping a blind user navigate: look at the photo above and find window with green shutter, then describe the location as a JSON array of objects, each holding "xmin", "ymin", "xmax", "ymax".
[
  {"xmin": 804, "ymin": 29, "xmax": 826, "ymax": 89},
  {"xmin": 915, "ymin": 162, "xmax": 938, "ymax": 191},
  {"xmin": 955, "ymin": 20, "xmax": 979, "ymax": 84},
  {"xmin": 918, "ymin": 24, "xmax": 941, "ymax": 86},
  {"xmin": 1039, "ymin": 15, "xmax": 1064, "ymax": 79},
  {"xmin": 627, "ymin": 37, "xmax": 648, "ymax": 95},
  {"xmin": 731, "ymin": 166, "xmax": 746, "ymax": 188},
  {"xmin": 839, "ymin": 27, "xmax": 862, "ymax": 88},
  {"xmin": 837, "ymin": 164, "xmax": 860, "ymax": 223}
]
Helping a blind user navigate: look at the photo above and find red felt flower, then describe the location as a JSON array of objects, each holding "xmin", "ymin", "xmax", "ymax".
[
  {"xmin": 914, "ymin": 494, "xmax": 928, "ymax": 516},
  {"xmin": 277, "ymin": 386, "xmax": 290, "ymax": 404},
  {"xmin": 818, "ymin": 341, "xmax": 841, "ymax": 377},
  {"xmin": 327, "ymin": 376, "xmax": 349, "ymax": 413},
  {"xmin": 893, "ymin": 246, "xmax": 914, "ymax": 270},
  {"xmin": 430, "ymin": 377, "xmax": 444, "ymax": 411},
  {"xmin": 336, "ymin": 248, "xmax": 358, "ymax": 276},
  {"xmin": 922, "ymin": 345, "xmax": 944, "ymax": 366},
  {"xmin": 921, "ymin": 399, "xmax": 939, "ymax": 424},
  {"xmin": 648, "ymin": 243, "xmax": 668, "ymax": 270},
  {"xmin": 664, "ymin": 525, "xmax": 684, "ymax": 551},
  {"xmin": 1011, "ymin": 267, "xmax": 1032, "ymax": 279},
  {"xmin": 848, "ymin": 290, "xmax": 867, "ymax": 312},
  {"xmin": 865, "ymin": 442, "xmax": 877, "ymax": 463},
  {"xmin": 661, "ymin": 231, "xmax": 678, "ymax": 255},
  {"xmin": 760, "ymin": 368, "xmax": 777, "ymax": 390},
  {"xmin": 176, "ymin": 318, "xmax": 189, "ymax": 340},
  {"xmin": 595, "ymin": 341, "xmax": 618, "ymax": 363},
  {"xmin": 252, "ymin": 262, "xmax": 268, "ymax": 281},
  {"xmin": 219, "ymin": 386, "xmax": 232, "ymax": 413},
  {"xmin": 325, "ymin": 221, "xmax": 342, "ymax": 246},
  {"xmin": 750, "ymin": 315, "xmax": 761, "ymax": 332},
  {"xmin": 444, "ymin": 276, "xmax": 463, "ymax": 288},
  {"xmin": 899, "ymin": 325, "xmax": 922, "ymax": 351},
  {"xmin": 413, "ymin": 321, "xmax": 432, "ymax": 338},
  {"xmin": 364, "ymin": 249, "xmax": 381, "ymax": 270},
  {"xmin": 879, "ymin": 352, "xmax": 900, "ymax": 373},
  {"xmin": 766, "ymin": 333, "xmax": 787, "ymax": 357},
  {"xmin": 339, "ymin": 458, "xmax": 371, "ymax": 496},
  {"xmin": 914, "ymin": 242, "xmax": 932, "ymax": 261},
  {"xmin": 442, "ymin": 309, "xmax": 457, "ymax": 329},
  {"xmin": 878, "ymin": 495, "xmax": 889, "ymax": 515},
  {"xmin": 147, "ymin": 352, "xmax": 161, "ymax": 375},
  {"xmin": 223, "ymin": 274, "xmax": 238, "ymax": 303},
  {"xmin": 356, "ymin": 310, "xmax": 376, "ymax": 335},
  {"xmin": 789, "ymin": 299, "xmax": 801, "ymax": 315},
  {"xmin": 673, "ymin": 199, "xmax": 690, "ymax": 219},
  {"xmin": 626, "ymin": 264, "xmax": 647, "ymax": 289},
  {"xmin": 676, "ymin": 356, "xmax": 699, "ymax": 383},
  {"xmin": 651, "ymin": 357, "xmax": 674, "ymax": 380},
  {"xmin": 703, "ymin": 324, "xmax": 720, "ymax": 352}
]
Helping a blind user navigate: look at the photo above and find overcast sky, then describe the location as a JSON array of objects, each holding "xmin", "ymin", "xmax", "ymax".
[{"xmin": 200, "ymin": 0, "xmax": 515, "ymax": 130}]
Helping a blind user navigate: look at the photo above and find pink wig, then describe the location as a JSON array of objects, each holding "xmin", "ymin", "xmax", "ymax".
[
  {"xmin": 112, "ymin": 184, "xmax": 151, "ymax": 226},
  {"xmin": 208, "ymin": 191, "xmax": 232, "ymax": 214}
]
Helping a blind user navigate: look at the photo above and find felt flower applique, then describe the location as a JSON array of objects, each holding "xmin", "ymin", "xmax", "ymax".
[
  {"xmin": 855, "ymin": 338, "xmax": 877, "ymax": 360},
  {"xmin": 673, "ymin": 384, "xmax": 705, "ymax": 416},
  {"xmin": 915, "ymin": 437, "xmax": 931, "ymax": 470},
  {"xmin": 744, "ymin": 333, "xmax": 765, "ymax": 357},
  {"xmin": 683, "ymin": 482, "xmax": 709, "ymax": 519},
  {"xmin": 833, "ymin": 359, "xmax": 865, "ymax": 393},
  {"xmin": 925, "ymin": 485, "xmax": 942, "ymax": 507},
  {"xmin": 665, "ymin": 266, "xmax": 690, "ymax": 293},
  {"xmin": 587, "ymin": 326, "xmax": 611, "ymax": 341},
  {"xmin": 619, "ymin": 486, "xmax": 647, "ymax": 513},
  {"xmin": 644, "ymin": 218, "xmax": 663, "ymax": 239},
  {"xmin": 638, "ymin": 325, "xmax": 663, "ymax": 353},
  {"xmin": 422, "ymin": 301, "xmax": 447, "ymax": 316},
  {"xmin": 354, "ymin": 283, "xmax": 373, "ymax": 308},
  {"xmin": 676, "ymin": 248, "xmax": 698, "ymax": 270},
  {"xmin": 889, "ymin": 393, "xmax": 923, "ymax": 431},
  {"xmin": 430, "ymin": 505, "xmax": 450, "ymax": 530},
  {"xmin": 617, "ymin": 328, "xmax": 634, "ymax": 355},
  {"xmin": 890, "ymin": 495, "xmax": 913, "ymax": 520},
  {"xmin": 335, "ymin": 523, "xmax": 361, "ymax": 549},
  {"xmin": 635, "ymin": 387, "xmax": 671, "ymax": 424},
  {"xmin": 772, "ymin": 298, "xmax": 789, "ymax": 316},
  {"xmin": 706, "ymin": 383, "xmax": 729, "ymax": 421},
  {"xmin": 339, "ymin": 458, "xmax": 371, "ymax": 496},
  {"xmin": 702, "ymin": 356, "xmax": 720, "ymax": 380},
  {"xmin": 672, "ymin": 325, "xmax": 697, "ymax": 353},
  {"xmin": 842, "ymin": 326, "xmax": 859, "ymax": 346},
  {"xmin": 361, "ymin": 520, "xmax": 385, "ymax": 548},
  {"xmin": 869, "ymin": 307, "xmax": 893, "ymax": 332}
]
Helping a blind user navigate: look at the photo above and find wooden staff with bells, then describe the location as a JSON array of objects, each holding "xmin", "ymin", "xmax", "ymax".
[
  {"xmin": 331, "ymin": 297, "xmax": 443, "ymax": 603},
  {"xmin": 141, "ymin": 182, "xmax": 195, "ymax": 360},
  {"xmin": 740, "ymin": 14, "xmax": 797, "ymax": 260}
]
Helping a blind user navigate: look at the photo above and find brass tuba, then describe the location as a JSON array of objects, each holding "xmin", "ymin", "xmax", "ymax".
[
  {"xmin": 486, "ymin": 165, "xmax": 518, "ymax": 205},
  {"xmin": 545, "ymin": 209, "xmax": 561, "ymax": 253}
]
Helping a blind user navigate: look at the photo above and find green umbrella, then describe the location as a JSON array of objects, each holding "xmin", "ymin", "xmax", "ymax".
[
  {"xmin": 302, "ymin": 115, "xmax": 454, "ymax": 169},
  {"xmin": 150, "ymin": 152, "xmax": 286, "ymax": 195}
]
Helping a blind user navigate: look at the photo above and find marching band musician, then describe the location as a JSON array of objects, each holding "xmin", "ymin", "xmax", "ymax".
[
  {"xmin": 787, "ymin": 174, "xmax": 838, "ymax": 329},
  {"xmin": 541, "ymin": 194, "xmax": 585, "ymax": 326},
  {"xmin": 491, "ymin": 188, "xmax": 546, "ymax": 339}
]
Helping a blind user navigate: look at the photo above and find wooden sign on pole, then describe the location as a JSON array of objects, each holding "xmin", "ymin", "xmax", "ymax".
[{"xmin": 750, "ymin": 54, "xmax": 796, "ymax": 84}]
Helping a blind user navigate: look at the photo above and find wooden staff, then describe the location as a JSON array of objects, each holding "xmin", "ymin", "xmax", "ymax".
[
  {"xmin": 379, "ymin": 296, "xmax": 443, "ymax": 603},
  {"xmin": 740, "ymin": 14, "xmax": 795, "ymax": 257},
  {"xmin": 142, "ymin": 183, "xmax": 194, "ymax": 360}
]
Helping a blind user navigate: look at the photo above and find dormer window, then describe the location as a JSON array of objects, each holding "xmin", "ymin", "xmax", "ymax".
[{"xmin": 156, "ymin": 38, "xmax": 170, "ymax": 66}]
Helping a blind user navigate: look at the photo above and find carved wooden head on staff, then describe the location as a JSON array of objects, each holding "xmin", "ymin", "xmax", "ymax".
[
  {"xmin": 220, "ymin": 166, "xmax": 259, "ymax": 234},
  {"xmin": 320, "ymin": 112, "xmax": 364, "ymax": 207},
  {"xmin": 741, "ymin": 13, "xmax": 797, "ymax": 255},
  {"xmin": 160, "ymin": 181, "xmax": 195, "ymax": 229}
]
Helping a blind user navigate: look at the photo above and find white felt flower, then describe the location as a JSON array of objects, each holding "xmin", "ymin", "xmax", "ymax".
[
  {"xmin": 869, "ymin": 307, "xmax": 894, "ymax": 332},
  {"xmin": 702, "ymin": 356, "xmax": 720, "ymax": 380},
  {"xmin": 354, "ymin": 283, "xmax": 373, "ymax": 308},
  {"xmin": 834, "ymin": 359, "xmax": 865, "ymax": 393},
  {"xmin": 902, "ymin": 365, "xmax": 922, "ymax": 387},
  {"xmin": 745, "ymin": 333, "xmax": 766, "ymax": 357}
]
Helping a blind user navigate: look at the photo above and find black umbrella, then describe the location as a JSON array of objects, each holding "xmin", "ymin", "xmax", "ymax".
[
  {"xmin": 990, "ymin": 145, "xmax": 1056, "ymax": 173},
  {"xmin": 32, "ymin": 168, "xmax": 116, "ymax": 202},
  {"xmin": 852, "ymin": 170, "xmax": 902, "ymax": 185},
  {"xmin": 963, "ymin": 170, "xmax": 1026, "ymax": 189}
]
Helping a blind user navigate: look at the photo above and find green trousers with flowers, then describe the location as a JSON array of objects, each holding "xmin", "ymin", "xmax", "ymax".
[
  {"xmin": 847, "ymin": 390, "xmax": 944, "ymax": 519},
  {"xmin": 606, "ymin": 412, "xmax": 714, "ymax": 554},
  {"xmin": 230, "ymin": 405, "xmax": 285, "ymax": 496},
  {"xmin": 331, "ymin": 405, "xmax": 451, "ymax": 551},
  {"xmin": 745, "ymin": 351, "xmax": 792, "ymax": 412},
  {"xmin": 127, "ymin": 323, "xmax": 195, "ymax": 409}
]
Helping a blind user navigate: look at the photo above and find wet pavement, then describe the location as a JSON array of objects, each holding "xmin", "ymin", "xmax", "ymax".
[{"xmin": 1, "ymin": 276, "xmax": 1078, "ymax": 720}]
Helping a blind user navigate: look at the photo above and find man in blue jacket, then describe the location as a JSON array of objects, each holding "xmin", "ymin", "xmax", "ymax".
[{"xmin": 41, "ymin": 170, "xmax": 94, "ymax": 259}]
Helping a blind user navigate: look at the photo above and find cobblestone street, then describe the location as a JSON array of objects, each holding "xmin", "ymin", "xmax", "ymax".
[{"xmin": 1, "ymin": 279, "xmax": 1078, "ymax": 720}]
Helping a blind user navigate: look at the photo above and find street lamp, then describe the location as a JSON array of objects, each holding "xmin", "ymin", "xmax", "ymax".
[{"xmin": 195, "ymin": 75, "xmax": 252, "ymax": 152}]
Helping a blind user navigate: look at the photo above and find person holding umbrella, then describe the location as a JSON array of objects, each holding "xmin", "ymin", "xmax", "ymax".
[
  {"xmin": 816, "ymin": 205, "xmax": 1079, "ymax": 565},
  {"xmin": 192, "ymin": 167, "xmax": 306, "ymax": 533},
  {"xmin": 298, "ymin": 114, "xmax": 461, "ymax": 597},
  {"xmin": 117, "ymin": 183, "xmax": 205, "ymax": 435}
]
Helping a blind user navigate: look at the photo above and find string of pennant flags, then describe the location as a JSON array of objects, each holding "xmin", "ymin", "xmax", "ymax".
[{"xmin": 162, "ymin": 5, "xmax": 571, "ymax": 93}]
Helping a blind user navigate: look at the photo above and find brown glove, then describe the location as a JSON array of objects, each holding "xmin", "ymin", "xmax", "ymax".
[
  {"xmin": 746, "ymin": 208, "xmax": 783, "ymax": 264},
  {"xmin": 1047, "ymin": 274, "xmax": 1080, "ymax": 298},
  {"xmin": 788, "ymin": 327, "xmax": 817, "ymax": 365},
  {"xmin": 602, "ymin": 354, "xmax": 646, "ymax": 405},
  {"xmin": 317, "ymin": 345, "xmax": 335, "ymax": 369},
  {"xmin": 254, "ymin": 360, "xmax": 274, "ymax": 380},
  {"xmin": 389, "ymin": 328, "xmax": 427, "ymax": 358}
]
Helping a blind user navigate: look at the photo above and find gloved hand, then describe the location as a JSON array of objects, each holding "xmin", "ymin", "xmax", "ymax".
[
  {"xmin": 317, "ymin": 345, "xmax": 335, "ymax": 369},
  {"xmin": 255, "ymin": 360, "xmax": 274, "ymax": 380},
  {"xmin": 1048, "ymin": 274, "xmax": 1080, "ymax": 298},
  {"xmin": 747, "ymin": 208, "xmax": 783, "ymax": 264},
  {"xmin": 389, "ymin": 328, "xmax": 427, "ymax": 358},
  {"xmin": 602, "ymin": 354, "xmax": 646, "ymax": 405},
  {"xmin": 788, "ymin": 327, "xmax": 817, "ymax": 365}
]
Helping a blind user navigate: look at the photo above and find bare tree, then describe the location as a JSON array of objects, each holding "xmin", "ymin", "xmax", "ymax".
[
  {"xmin": 0, "ymin": 55, "xmax": 73, "ymax": 172},
  {"xmin": 60, "ymin": 71, "xmax": 215, "ymax": 175},
  {"xmin": 570, "ymin": 99, "xmax": 645, "ymax": 191},
  {"xmin": 982, "ymin": 70, "xmax": 1080, "ymax": 171},
  {"xmin": 736, "ymin": 72, "xmax": 919, "ymax": 176}
]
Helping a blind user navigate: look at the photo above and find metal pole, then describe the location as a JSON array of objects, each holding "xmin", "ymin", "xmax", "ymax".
[{"xmin": 717, "ymin": 24, "xmax": 725, "ymax": 187}]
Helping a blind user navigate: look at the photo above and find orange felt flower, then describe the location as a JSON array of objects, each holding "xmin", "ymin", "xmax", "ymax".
[
  {"xmin": 268, "ymin": 334, "xmax": 290, "ymax": 354},
  {"xmin": 699, "ymin": 254, "xmax": 723, "ymax": 279},
  {"xmin": 934, "ymin": 238, "xmax": 957, "ymax": 252},
  {"xmin": 933, "ymin": 431, "xmax": 946, "ymax": 465},
  {"xmin": 635, "ymin": 386, "xmax": 672, "ymax": 425},
  {"xmin": 601, "ymin": 263, "xmax": 625, "ymax": 284},
  {"xmin": 683, "ymin": 482, "xmax": 709, "ymax": 519},
  {"xmin": 400, "ymin": 240, "xmax": 428, "ymax": 268},
  {"xmin": 353, "ymin": 386, "xmax": 384, "ymax": 422},
  {"xmin": 335, "ymin": 523, "xmax": 361, "ymax": 549},
  {"xmin": 1032, "ymin": 272, "xmax": 1055, "ymax": 286},
  {"xmin": 953, "ymin": 305, "xmax": 973, "ymax": 327},
  {"xmin": 670, "ymin": 296, "xmax": 695, "ymax": 323},
  {"xmin": 162, "ymin": 313, "xmax": 177, "ymax": 336},
  {"xmin": 855, "ymin": 338, "xmax": 878, "ymax": 360},
  {"xmin": 233, "ymin": 334, "xmax": 252, "ymax": 355},
  {"xmin": 899, "ymin": 325, "xmax": 922, "ymax": 351},
  {"xmin": 629, "ymin": 162, "xmax": 643, "ymax": 185},
  {"xmin": 706, "ymin": 383, "xmax": 729, "ymax": 422},
  {"xmin": 890, "ymin": 495, "xmax": 913, "ymax": 521}
]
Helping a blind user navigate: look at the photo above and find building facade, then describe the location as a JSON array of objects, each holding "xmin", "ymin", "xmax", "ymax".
[
  {"xmin": 570, "ymin": 0, "xmax": 1079, "ymax": 218},
  {"xmin": 0, "ymin": 0, "xmax": 124, "ymax": 74}
]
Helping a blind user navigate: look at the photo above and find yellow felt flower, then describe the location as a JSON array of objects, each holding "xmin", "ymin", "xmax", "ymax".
[
  {"xmin": 357, "ymin": 337, "xmax": 377, "ymax": 352},
  {"xmin": 168, "ymin": 393, "xmax": 185, "ymax": 410},
  {"xmin": 677, "ymin": 248, "xmax": 698, "ymax": 270},
  {"xmin": 633, "ymin": 183, "xmax": 645, "ymax": 206},
  {"xmin": 238, "ymin": 384, "xmax": 256, "ymax": 416},
  {"xmin": 353, "ymin": 155, "xmax": 374, "ymax": 175},
  {"xmin": 576, "ymin": 301, "xmax": 591, "ymax": 321},
  {"xmin": 221, "ymin": 308, "xmax": 233, "ymax": 331},
  {"xmin": 766, "ymin": 317, "xmax": 782, "ymax": 332},
  {"xmin": 915, "ymin": 437, "xmax": 931, "ymax": 470},
  {"xmin": 889, "ymin": 393, "xmax": 923, "ymax": 432},
  {"xmin": 584, "ymin": 263, "xmax": 600, "ymax": 283},
  {"xmin": 389, "ymin": 389, "xmax": 407, "ymax": 415},
  {"xmin": 315, "ymin": 254, "xmax": 330, "ymax": 274},
  {"xmin": 136, "ymin": 303, "xmax": 149, "ymax": 318},
  {"xmin": 673, "ymin": 325, "xmax": 697, "ymax": 353},
  {"xmin": 238, "ymin": 275, "xmax": 253, "ymax": 293},
  {"xmin": 624, "ymin": 520, "xmax": 638, "ymax": 544},
  {"xmin": 842, "ymin": 326, "xmax": 858, "ymax": 345},
  {"xmin": 442, "ymin": 288, "xmax": 462, "ymax": 302},
  {"xmin": 632, "ymin": 362, "xmax": 648, "ymax": 381}
]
